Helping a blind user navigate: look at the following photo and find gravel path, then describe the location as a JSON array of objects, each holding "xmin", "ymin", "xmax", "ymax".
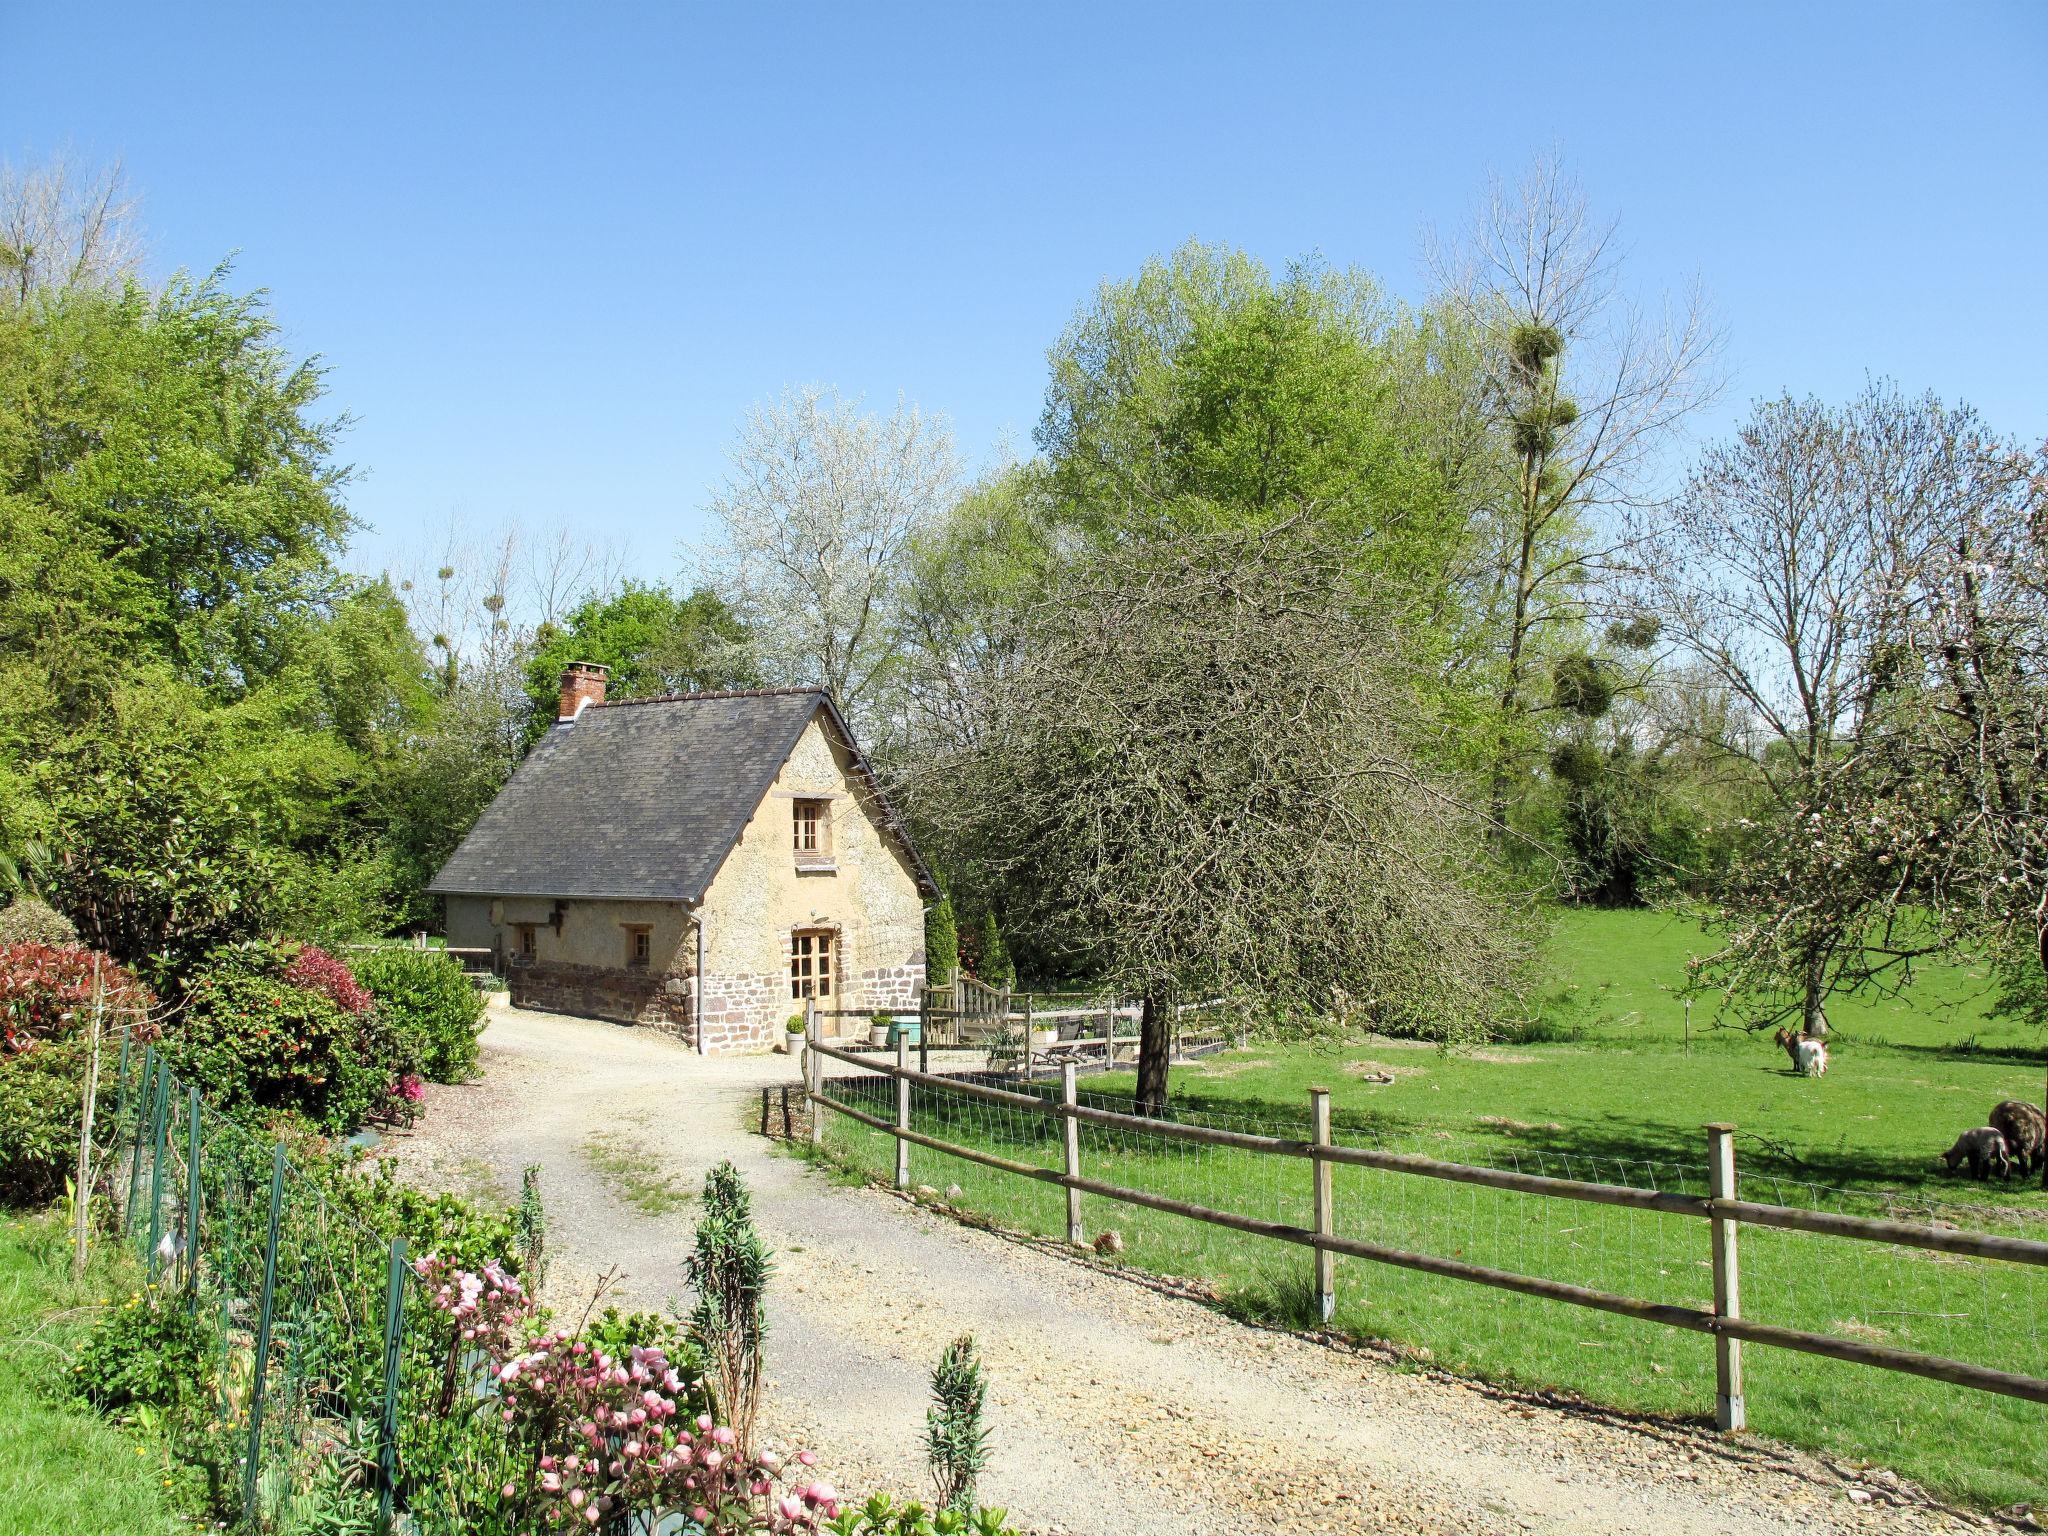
[{"xmin": 385, "ymin": 1004, "xmax": 1994, "ymax": 1536}]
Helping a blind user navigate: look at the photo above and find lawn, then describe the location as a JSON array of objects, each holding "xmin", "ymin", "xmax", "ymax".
[
  {"xmin": 812, "ymin": 907, "xmax": 2048, "ymax": 1511},
  {"xmin": 0, "ymin": 1213, "xmax": 187, "ymax": 1536}
]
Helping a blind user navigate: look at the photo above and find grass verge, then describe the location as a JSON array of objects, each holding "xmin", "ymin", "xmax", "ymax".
[{"xmin": 0, "ymin": 1212, "xmax": 188, "ymax": 1536}]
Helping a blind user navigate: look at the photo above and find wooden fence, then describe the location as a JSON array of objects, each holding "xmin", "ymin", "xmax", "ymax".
[{"xmin": 800, "ymin": 1028, "xmax": 2048, "ymax": 1429}]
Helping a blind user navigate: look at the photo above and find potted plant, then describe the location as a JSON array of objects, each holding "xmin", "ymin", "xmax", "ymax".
[
  {"xmin": 869, "ymin": 1011, "xmax": 892, "ymax": 1048},
  {"xmin": 781, "ymin": 1014, "xmax": 806, "ymax": 1055}
]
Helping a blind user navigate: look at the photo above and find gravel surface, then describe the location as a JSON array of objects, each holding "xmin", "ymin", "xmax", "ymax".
[{"xmin": 384, "ymin": 1004, "xmax": 1999, "ymax": 1536}]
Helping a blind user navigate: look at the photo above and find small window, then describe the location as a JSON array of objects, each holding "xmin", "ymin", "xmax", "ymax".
[
  {"xmin": 515, "ymin": 925, "xmax": 537, "ymax": 960},
  {"xmin": 793, "ymin": 798, "xmax": 828, "ymax": 855},
  {"xmin": 624, "ymin": 926, "xmax": 651, "ymax": 968},
  {"xmin": 790, "ymin": 929, "xmax": 833, "ymax": 999}
]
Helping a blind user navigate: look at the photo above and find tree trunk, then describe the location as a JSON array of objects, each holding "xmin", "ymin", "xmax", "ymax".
[
  {"xmin": 1135, "ymin": 992, "xmax": 1171, "ymax": 1118},
  {"xmin": 1801, "ymin": 948, "xmax": 1828, "ymax": 1039}
]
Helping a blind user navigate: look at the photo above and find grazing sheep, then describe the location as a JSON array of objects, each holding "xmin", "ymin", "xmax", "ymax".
[
  {"xmin": 1989, "ymin": 1101, "xmax": 2046, "ymax": 1176},
  {"xmin": 1941, "ymin": 1127, "xmax": 2012, "ymax": 1181}
]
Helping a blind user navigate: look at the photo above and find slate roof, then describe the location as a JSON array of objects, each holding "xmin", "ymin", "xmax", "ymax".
[{"xmin": 427, "ymin": 688, "xmax": 937, "ymax": 903}]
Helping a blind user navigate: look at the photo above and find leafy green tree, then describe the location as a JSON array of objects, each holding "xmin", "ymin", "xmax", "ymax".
[
  {"xmin": 975, "ymin": 909, "xmax": 1014, "ymax": 989},
  {"xmin": 522, "ymin": 581, "xmax": 751, "ymax": 742},
  {"xmin": 924, "ymin": 892, "xmax": 958, "ymax": 990}
]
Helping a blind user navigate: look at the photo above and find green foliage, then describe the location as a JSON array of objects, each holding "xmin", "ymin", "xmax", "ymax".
[
  {"xmin": 686, "ymin": 1160, "xmax": 770, "ymax": 1446},
  {"xmin": 351, "ymin": 947, "xmax": 484, "ymax": 1082},
  {"xmin": 923, "ymin": 1334, "xmax": 990, "ymax": 1513},
  {"xmin": 319, "ymin": 1156, "xmax": 518, "ymax": 1273},
  {"xmin": 924, "ymin": 893, "xmax": 958, "ymax": 990},
  {"xmin": 0, "ymin": 897, "xmax": 76, "ymax": 947},
  {"xmin": 514, "ymin": 1163, "xmax": 547, "ymax": 1289},
  {"xmin": 521, "ymin": 582, "xmax": 752, "ymax": 743},
  {"xmin": 169, "ymin": 941, "xmax": 400, "ymax": 1133},
  {"xmin": 823, "ymin": 1493, "xmax": 1020, "ymax": 1536},
  {"xmin": 73, "ymin": 1284, "xmax": 216, "ymax": 1413},
  {"xmin": 44, "ymin": 727, "xmax": 286, "ymax": 989},
  {"xmin": 974, "ymin": 911, "xmax": 1013, "ymax": 989},
  {"xmin": 0, "ymin": 1036, "xmax": 92, "ymax": 1205},
  {"xmin": 0, "ymin": 1213, "xmax": 187, "ymax": 1536}
]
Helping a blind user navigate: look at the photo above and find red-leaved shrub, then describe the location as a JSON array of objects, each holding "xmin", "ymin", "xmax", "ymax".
[
  {"xmin": 0, "ymin": 943, "xmax": 155, "ymax": 1055},
  {"xmin": 283, "ymin": 944, "xmax": 373, "ymax": 1017}
]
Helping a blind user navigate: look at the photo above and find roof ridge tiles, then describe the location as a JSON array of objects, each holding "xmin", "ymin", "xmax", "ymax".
[{"xmin": 593, "ymin": 686, "xmax": 826, "ymax": 710}]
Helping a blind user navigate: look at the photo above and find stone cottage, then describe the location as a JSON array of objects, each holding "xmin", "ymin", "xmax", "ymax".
[{"xmin": 429, "ymin": 665, "xmax": 937, "ymax": 1051}]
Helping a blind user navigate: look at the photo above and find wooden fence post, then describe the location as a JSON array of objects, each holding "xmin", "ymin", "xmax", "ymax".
[
  {"xmin": 377, "ymin": 1235, "xmax": 409, "ymax": 1531},
  {"xmin": 805, "ymin": 1003, "xmax": 823, "ymax": 1147},
  {"xmin": 918, "ymin": 988, "xmax": 930, "ymax": 1074},
  {"xmin": 1707, "ymin": 1123, "xmax": 1745, "ymax": 1432},
  {"xmin": 243, "ymin": 1143, "xmax": 287, "ymax": 1517},
  {"xmin": 894, "ymin": 1031, "xmax": 912, "ymax": 1189},
  {"xmin": 1103, "ymin": 997, "xmax": 1115, "ymax": 1065},
  {"xmin": 1021, "ymin": 993, "xmax": 1034, "ymax": 1082},
  {"xmin": 1062, "ymin": 1062, "xmax": 1083, "ymax": 1246},
  {"xmin": 1310, "ymin": 1087, "xmax": 1334, "ymax": 1324}
]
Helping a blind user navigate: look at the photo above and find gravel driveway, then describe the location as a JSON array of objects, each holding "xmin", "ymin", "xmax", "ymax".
[{"xmin": 385, "ymin": 1004, "xmax": 1991, "ymax": 1536}]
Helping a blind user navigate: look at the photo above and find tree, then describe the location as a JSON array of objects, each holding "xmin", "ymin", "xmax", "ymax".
[
  {"xmin": 900, "ymin": 518, "xmax": 1530, "ymax": 1116},
  {"xmin": 924, "ymin": 892, "xmax": 958, "ymax": 990},
  {"xmin": 0, "ymin": 154, "xmax": 142, "ymax": 303},
  {"xmin": 975, "ymin": 909, "xmax": 1014, "ymax": 989},
  {"xmin": 694, "ymin": 387, "xmax": 958, "ymax": 726},
  {"xmin": 1639, "ymin": 385, "xmax": 1973, "ymax": 1034},
  {"xmin": 1428, "ymin": 153, "xmax": 1721, "ymax": 838},
  {"xmin": 522, "ymin": 581, "xmax": 752, "ymax": 741},
  {"xmin": 1884, "ymin": 435, "xmax": 2047, "ymax": 1179}
]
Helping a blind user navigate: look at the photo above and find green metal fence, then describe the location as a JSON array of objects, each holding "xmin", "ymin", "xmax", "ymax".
[{"xmin": 110, "ymin": 1041, "xmax": 420, "ymax": 1532}]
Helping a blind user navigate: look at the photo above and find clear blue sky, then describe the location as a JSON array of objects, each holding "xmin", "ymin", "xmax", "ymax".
[{"xmin": 6, "ymin": 2, "xmax": 2045, "ymax": 586}]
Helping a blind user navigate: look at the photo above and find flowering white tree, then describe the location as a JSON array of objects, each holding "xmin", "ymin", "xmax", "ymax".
[{"xmin": 693, "ymin": 388, "xmax": 958, "ymax": 726}]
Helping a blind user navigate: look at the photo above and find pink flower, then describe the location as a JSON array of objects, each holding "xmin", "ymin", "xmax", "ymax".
[
  {"xmin": 796, "ymin": 1450, "xmax": 817, "ymax": 1467},
  {"xmin": 778, "ymin": 1496, "xmax": 803, "ymax": 1520}
]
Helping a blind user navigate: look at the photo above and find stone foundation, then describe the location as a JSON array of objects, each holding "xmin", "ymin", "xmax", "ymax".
[{"xmin": 694, "ymin": 971, "xmax": 784, "ymax": 1052}]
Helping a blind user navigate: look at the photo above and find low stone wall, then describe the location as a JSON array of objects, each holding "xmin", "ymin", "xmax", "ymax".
[
  {"xmin": 508, "ymin": 961, "xmax": 692, "ymax": 1036},
  {"xmin": 857, "ymin": 963, "xmax": 923, "ymax": 1014}
]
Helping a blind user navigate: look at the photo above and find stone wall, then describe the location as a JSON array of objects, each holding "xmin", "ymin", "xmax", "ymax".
[
  {"xmin": 508, "ymin": 958, "xmax": 693, "ymax": 1036},
  {"xmin": 697, "ymin": 713, "xmax": 929, "ymax": 1052}
]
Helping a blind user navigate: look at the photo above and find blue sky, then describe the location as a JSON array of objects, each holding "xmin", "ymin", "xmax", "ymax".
[{"xmin": 5, "ymin": 2, "xmax": 2045, "ymax": 588}]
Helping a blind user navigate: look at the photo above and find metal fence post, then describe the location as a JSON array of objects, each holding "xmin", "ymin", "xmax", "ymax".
[
  {"xmin": 184, "ymin": 1085, "xmax": 202, "ymax": 1309},
  {"xmin": 894, "ymin": 1031, "xmax": 911, "ymax": 1190},
  {"xmin": 1706, "ymin": 1123, "xmax": 1745, "ymax": 1431},
  {"xmin": 145, "ymin": 1063, "xmax": 169, "ymax": 1279},
  {"xmin": 378, "ymin": 1235, "xmax": 409, "ymax": 1531},
  {"xmin": 126, "ymin": 1045, "xmax": 155, "ymax": 1237},
  {"xmin": 1310, "ymin": 1087, "xmax": 1334, "ymax": 1324},
  {"xmin": 243, "ymin": 1143, "xmax": 287, "ymax": 1518},
  {"xmin": 805, "ymin": 1003, "xmax": 823, "ymax": 1147},
  {"xmin": 1062, "ymin": 1061, "xmax": 1083, "ymax": 1246}
]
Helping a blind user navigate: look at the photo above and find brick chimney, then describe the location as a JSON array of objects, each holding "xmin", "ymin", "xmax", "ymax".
[{"xmin": 557, "ymin": 661, "xmax": 609, "ymax": 721}]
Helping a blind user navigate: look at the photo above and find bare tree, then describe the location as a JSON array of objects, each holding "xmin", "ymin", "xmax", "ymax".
[
  {"xmin": 0, "ymin": 153, "xmax": 143, "ymax": 302},
  {"xmin": 692, "ymin": 387, "xmax": 958, "ymax": 724},
  {"xmin": 1428, "ymin": 151, "xmax": 1722, "ymax": 832},
  {"xmin": 1645, "ymin": 386, "xmax": 2025, "ymax": 1036},
  {"xmin": 897, "ymin": 517, "xmax": 1533, "ymax": 1116}
]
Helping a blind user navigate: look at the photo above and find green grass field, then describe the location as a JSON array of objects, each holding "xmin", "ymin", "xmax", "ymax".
[
  {"xmin": 814, "ymin": 908, "xmax": 2048, "ymax": 1511},
  {"xmin": 0, "ymin": 1214, "xmax": 186, "ymax": 1536}
]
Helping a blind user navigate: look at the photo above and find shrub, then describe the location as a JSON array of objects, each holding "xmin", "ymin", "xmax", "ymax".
[
  {"xmin": 0, "ymin": 896, "xmax": 78, "ymax": 948},
  {"xmin": 73, "ymin": 1283, "xmax": 217, "ymax": 1413},
  {"xmin": 352, "ymin": 948, "xmax": 485, "ymax": 1082},
  {"xmin": 283, "ymin": 944, "xmax": 373, "ymax": 1017},
  {"xmin": 925, "ymin": 894, "xmax": 958, "ymax": 990},
  {"xmin": 0, "ymin": 943, "xmax": 154, "ymax": 1204},
  {"xmin": 171, "ymin": 941, "xmax": 405, "ymax": 1133},
  {"xmin": 924, "ymin": 1335, "xmax": 990, "ymax": 1513}
]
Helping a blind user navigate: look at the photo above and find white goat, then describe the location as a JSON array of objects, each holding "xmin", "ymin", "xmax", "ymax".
[{"xmin": 1792, "ymin": 1037, "xmax": 1828, "ymax": 1077}]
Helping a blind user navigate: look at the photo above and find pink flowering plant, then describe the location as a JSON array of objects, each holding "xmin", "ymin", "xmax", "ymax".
[
  {"xmin": 408, "ymin": 1254, "xmax": 843, "ymax": 1534},
  {"xmin": 283, "ymin": 943, "xmax": 374, "ymax": 1017}
]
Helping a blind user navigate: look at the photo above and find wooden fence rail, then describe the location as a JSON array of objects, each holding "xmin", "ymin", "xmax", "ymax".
[{"xmin": 802, "ymin": 1031, "xmax": 2048, "ymax": 1424}]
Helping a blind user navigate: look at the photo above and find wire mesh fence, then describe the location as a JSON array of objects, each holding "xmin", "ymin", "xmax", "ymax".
[
  {"xmin": 105, "ymin": 1042, "xmax": 428, "ymax": 1532},
  {"xmin": 806, "ymin": 1040, "xmax": 2048, "ymax": 1509}
]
